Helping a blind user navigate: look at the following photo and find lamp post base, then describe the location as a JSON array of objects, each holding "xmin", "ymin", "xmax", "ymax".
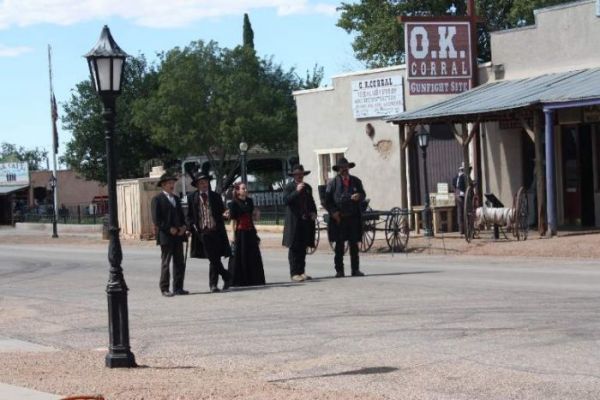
[{"xmin": 106, "ymin": 351, "xmax": 136, "ymax": 368}]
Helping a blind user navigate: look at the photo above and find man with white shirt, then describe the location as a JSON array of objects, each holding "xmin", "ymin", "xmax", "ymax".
[
  {"xmin": 186, "ymin": 172, "xmax": 232, "ymax": 293},
  {"xmin": 151, "ymin": 174, "xmax": 188, "ymax": 297}
]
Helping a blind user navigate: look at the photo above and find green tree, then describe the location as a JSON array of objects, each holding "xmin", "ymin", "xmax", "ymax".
[
  {"xmin": 61, "ymin": 55, "xmax": 172, "ymax": 183},
  {"xmin": 0, "ymin": 142, "xmax": 48, "ymax": 171},
  {"xmin": 133, "ymin": 40, "xmax": 311, "ymax": 192},
  {"xmin": 337, "ymin": 0, "xmax": 575, "ymax": 67},
  {"xmin": 243, "ymin": 13, "xmax": 255, "ymax": 49}
]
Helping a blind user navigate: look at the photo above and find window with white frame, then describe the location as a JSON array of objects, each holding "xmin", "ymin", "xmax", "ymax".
[{"xmin": 315, "ymin": 149, "xmax": 347, "ymax": 185}]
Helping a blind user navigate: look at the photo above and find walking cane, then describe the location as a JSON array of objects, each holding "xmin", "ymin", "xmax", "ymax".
[{"xmin": 184, "ymin": 234, "xmax": 189, "ymax": 268}]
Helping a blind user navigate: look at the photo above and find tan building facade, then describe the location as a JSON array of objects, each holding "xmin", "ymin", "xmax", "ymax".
[{"xmin": 295, "ymin": 0, "xmax": 600, "ymax": 232}]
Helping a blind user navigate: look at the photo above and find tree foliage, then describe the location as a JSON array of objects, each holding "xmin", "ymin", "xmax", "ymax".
[
  {"xmin": 62, "ymin": 15, "xmax": 322, "ymax": 190},
  {"xmin": 133, "ymin": 40, "xmax": 321, "ymax": 192},
  {"xmin": 243, "ymin": 13, "xmax": 255, "ymax": 49},
  {"xmin": 0, "ymin": 142, "xmax": 48, "ymax": 171},
  {"xmin": 337, "ymin": 0, "xmax": 575, "ymax": 67},
  {"xmin": 61, "ymin": 56, "xmax": 172, "ymax": 183}
]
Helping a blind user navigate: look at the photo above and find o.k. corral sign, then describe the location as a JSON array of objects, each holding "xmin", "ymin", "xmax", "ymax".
[
  {"xmin": 404, "ymin": 21, "xmax": 472, "ymax": 95},
  {"xmin": 351, "ymin": 75, "xmax": 404, "ymax": 119}
]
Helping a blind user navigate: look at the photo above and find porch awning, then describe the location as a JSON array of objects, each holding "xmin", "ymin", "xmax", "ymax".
[
  {"xmin": 0, "ymin": 184, "xmax": 29, "ymax": 195},
  {"xmin": 386, "ymin": 67, "xmax": 600, "ymax": 124}
]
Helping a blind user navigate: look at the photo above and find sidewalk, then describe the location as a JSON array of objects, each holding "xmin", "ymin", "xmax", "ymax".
[{"xmin": 0, "ymin": 383, "xmax": 61, "ymax": 400}]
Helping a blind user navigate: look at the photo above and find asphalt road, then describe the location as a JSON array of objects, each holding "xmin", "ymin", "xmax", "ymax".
[{"xmin": 1, "ymin": 241, "xmax": 599, "ymax": 399}]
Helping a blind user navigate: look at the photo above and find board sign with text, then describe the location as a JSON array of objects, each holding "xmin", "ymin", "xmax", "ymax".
[
  {"xmin": 351, "ymin": 75, "xmax": 404, "ymax": 118},
  {"xmin": 405, "ymin": 21, "xmax": 472, "ymax": 95},
  {"xmin": 0, "ymin": 162, "xmax": 29, "ymax": 185}
]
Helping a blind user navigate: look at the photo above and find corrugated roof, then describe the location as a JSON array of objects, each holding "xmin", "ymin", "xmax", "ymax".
[
  {"xmin": 0, "ymin": 184, "xmax": 28, "ymax": 195},
  {"xmin": 386, "ymin": 68, "xmax": 600, "ymax": 123}
]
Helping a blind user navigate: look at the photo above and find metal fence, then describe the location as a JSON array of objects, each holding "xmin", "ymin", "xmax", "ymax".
[{"xmin": 16, "ymin": 203, "xmax": 106, "ymax": 225}]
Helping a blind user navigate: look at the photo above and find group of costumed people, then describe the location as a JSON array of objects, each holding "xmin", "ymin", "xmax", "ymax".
[{"xmin": 150, "ymin": 157, "xmax": 365, "ymax": 297}]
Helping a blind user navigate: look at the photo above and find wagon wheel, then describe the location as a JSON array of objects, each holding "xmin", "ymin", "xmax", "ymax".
[
  {"xmin": 307, "ymin": 218, "xmax": 319, "ymax": 255},
  {"xmin": 385, "ymin": 207, "xmax": 409, "ymax": 252},
  {"xmin": 359, "ymin": 217, "xmax": 376, "ymax": 252},
  {"xmin": 514, "ymin": 186, "xmax": 529, "ymax": 241},
  {"xmin": 464, "ymin": 186, "xmax": 476, "ymax": 243}
]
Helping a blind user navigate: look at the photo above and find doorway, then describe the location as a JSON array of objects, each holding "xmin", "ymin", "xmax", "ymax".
[{"xmin": 561, "ymin": 125, "xmax": 595, "ymax": 226}]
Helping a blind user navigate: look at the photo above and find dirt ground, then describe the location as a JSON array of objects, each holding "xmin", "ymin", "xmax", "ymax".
[{"xmin": 1, "ymin": 228, "xmax": 599, "ymax": 260}]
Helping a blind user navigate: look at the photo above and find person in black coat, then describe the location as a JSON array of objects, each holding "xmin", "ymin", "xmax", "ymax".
[
  {"xmin": 228, "ymin": 182, "xmax": 266, "ymax": 287},
  {"xmin": 186, "ymin": 172, "xmax": 232, "ymax": 293},
  {"xmin": 325, "ymin": 158, "xmax": 366, "ymax": 278},
  {"xmin": 282, "ymin": 164, "xmax": 317, "ymax": 282},
  {"xmin": 453, "ymin": 163, "xmax": 468, "ymax": 235},
  {"xmin": 151, "ymin": 174, "xmax": 188, "ymax": 297}
]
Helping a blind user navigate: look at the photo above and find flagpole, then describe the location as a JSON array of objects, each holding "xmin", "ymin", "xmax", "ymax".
[{"xmin": 48, "ymin": 45, "xmax": 59, "ymax": 238}]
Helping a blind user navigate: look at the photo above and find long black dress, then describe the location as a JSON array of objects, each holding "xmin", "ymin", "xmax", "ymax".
[{"xmin": 228, "ymin": 197, "xmax": 266, "ymax": 286}]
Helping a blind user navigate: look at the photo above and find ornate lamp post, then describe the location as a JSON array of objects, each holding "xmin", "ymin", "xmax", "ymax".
[
  {"xmin": 417, "ymin": 126, "xmax": 433, "ymax": 237},
  {"xmin": 85, "ymin": 25, "xmax": 136, "ymax": 368},
  {"xmin": 48, "ymin": 175, "xmax": 58, "ymax": 238},
  {"xmin": 239, "ymin": 141, "xmax": 248, "ymax": 185}
]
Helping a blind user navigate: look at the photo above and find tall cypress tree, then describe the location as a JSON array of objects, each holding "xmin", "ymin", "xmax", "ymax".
[{"xmin": 243, "ymin": 13, "xmax": 254, "ymax": 49}]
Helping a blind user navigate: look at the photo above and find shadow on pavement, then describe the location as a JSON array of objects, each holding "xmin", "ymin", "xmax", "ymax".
[{"xmin": 268, "ymin": 366, "xmax": 398, "ymax": 382}]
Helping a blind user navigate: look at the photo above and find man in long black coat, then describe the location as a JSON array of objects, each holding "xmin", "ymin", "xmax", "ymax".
[
  {"xmin": 325, "ymin": 158, "xmax": 366, "ymax": 278},
  {"xmin": 186, "ymin": 172, "xmax": 232, "ymax": 293},
  {"xmin": 282, "ymin": 164, "xmax": 317, "ymax": 282},
  {"xmin": 151, "ymin": 174, "xmax": 188, "ymax": 297},
  {"xmin": 452, "ymin": 163, "xmax": 469, "ymax": 235}
]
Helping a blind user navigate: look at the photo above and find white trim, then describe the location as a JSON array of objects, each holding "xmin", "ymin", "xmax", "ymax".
[
  {"xmin": 293, "ymin": 86, "xmax": 335, "ymax": 96},
  {"xmin": 314, "ymin": 147, "xmax": 348, "ymax": 155}
]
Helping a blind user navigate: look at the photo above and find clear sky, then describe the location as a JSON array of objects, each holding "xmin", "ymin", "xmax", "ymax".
[{"xmin": 0, "ymin": 0, "xmax": 363, "ymax": 161}]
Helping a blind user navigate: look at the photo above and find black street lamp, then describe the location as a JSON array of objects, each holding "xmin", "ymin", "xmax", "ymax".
[
  {"xmin": 416, "ymin": 126, "xmax": 433, "ymax": 237},
  {"xmin": 85, "ymin": 25, "xmax": 136, "ymax": 368},
  {"xmin": 239, "ymin": 141, "xmax": 248, "ymax": 185},
  {"xmin": 48, "ymin": 175, "xmax": 58, "ymax": 238}
]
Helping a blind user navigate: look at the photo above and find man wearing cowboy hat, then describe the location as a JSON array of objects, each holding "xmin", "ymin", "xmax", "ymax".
[
  {"xmin": 186, "ymin": 171, "xmax": 232, "ymax": 293},
  {"xmin": 453, "ymin": 162, "xmax": 471, "ymax": 235},
  {"xmin": 151, "ymin": 173, "xmax": 188, "ymax": 297},
  {"xmin": 282, "ymin": 164, "xmax": 317, "ymax": 282},
  {"xmin": 325, "ymin": 157, "xmax": 366, "ymax": 277}
]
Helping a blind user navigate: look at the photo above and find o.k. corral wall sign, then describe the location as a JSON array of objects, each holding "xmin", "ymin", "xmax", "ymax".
[
  {"xmin": 404, "ymin": 21, "xmax": 472, "ymax": 95},
  {"xmin": 351, "ymin": 74, "xmax": 404, "ymax": 119}
]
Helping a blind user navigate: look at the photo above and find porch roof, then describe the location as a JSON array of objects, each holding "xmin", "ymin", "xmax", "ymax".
[
  {"xmin": 386, "ymin": 67, "xmax": 600, "ymax": 124},
  {"xmin": 0, "ymin": 184, "xmax": 29, "ymax": 195}
]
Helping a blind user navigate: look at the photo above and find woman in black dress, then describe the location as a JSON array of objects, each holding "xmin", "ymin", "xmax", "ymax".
[{"xmin": 228, "ymin": 182, "xmax": 266, "ymax": 286}]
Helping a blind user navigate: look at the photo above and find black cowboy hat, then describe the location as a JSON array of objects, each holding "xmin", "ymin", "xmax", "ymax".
[
  {"xmin": 287, "ymin": 164, "xmax": 311, "ymax": 177},
  {"xmin": 332, "ymin": 157, "xmax": 356, "ymax": 172},
  {"xmin": 156, "ymin": 173, "xmax": 178, "ymax": 187},
  {"xmin": 191, "ymin": 171, "xmax": 214, "ymax": 186}
]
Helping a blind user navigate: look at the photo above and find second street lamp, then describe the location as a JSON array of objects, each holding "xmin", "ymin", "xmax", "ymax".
[
  {"xmin": 239, "ymin": 141, "xmax": 248, "ymax": 185},
  {"xmin": 85, "ymin": 25, "xmax": 136, "ymax": 368},
  {"xmin": 48, "ymin": 175, "xmax": 58, "ymax": 238},
  {"xmin": 416, "ymin": 126, "xmax": 433, "ymax": 238}
]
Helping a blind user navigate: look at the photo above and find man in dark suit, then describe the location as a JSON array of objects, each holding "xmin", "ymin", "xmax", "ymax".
[
  {"xmin": 325, "ymin": 157, "xmax": 366, "ymax": 278},
  {"xmin": 186, "ymin": 172, "xmax": 232, "ymax": 293},
  {"xmin": 453, "ymin": 163, "xmax": 468, "ymax": 235},
  {"xmin": 282, "ymin": 164, "xmax": 317, "ymax": 282},
  {"xmin": 151, "ymin": 174, "xmax": 188, "ymax": 297}
]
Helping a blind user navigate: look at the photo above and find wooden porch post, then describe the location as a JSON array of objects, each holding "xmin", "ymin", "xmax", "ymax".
[{"xmin": 399, "ymin": 124, "xmax": 408, "ymax": 209}]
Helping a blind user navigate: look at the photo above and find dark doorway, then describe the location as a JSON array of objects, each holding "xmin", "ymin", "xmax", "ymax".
[
  {"xmin": 410, "ymin": 124, "xmax": 463, "ymax": 206},
  {"xmin": 561, "ymin": 125, "xmax": 596, "ymax": 226},
  {"xmin": 580, "ymin": 125, "xmax": 595, "ymax": 226}
]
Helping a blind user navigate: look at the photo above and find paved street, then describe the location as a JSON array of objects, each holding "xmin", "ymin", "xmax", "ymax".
[{"xmin": 1, "ymin": 239, "xmax": 599, "ymax": 399}]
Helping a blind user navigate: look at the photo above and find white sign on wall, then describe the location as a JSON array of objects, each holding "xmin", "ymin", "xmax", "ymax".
[
  {"xmin": 0, "ymin": 162, "xmax": 29, "ymax": 185},
  {"xmin": 351, "ymin": 75, "xmax": 404, "ymax": 119}
]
